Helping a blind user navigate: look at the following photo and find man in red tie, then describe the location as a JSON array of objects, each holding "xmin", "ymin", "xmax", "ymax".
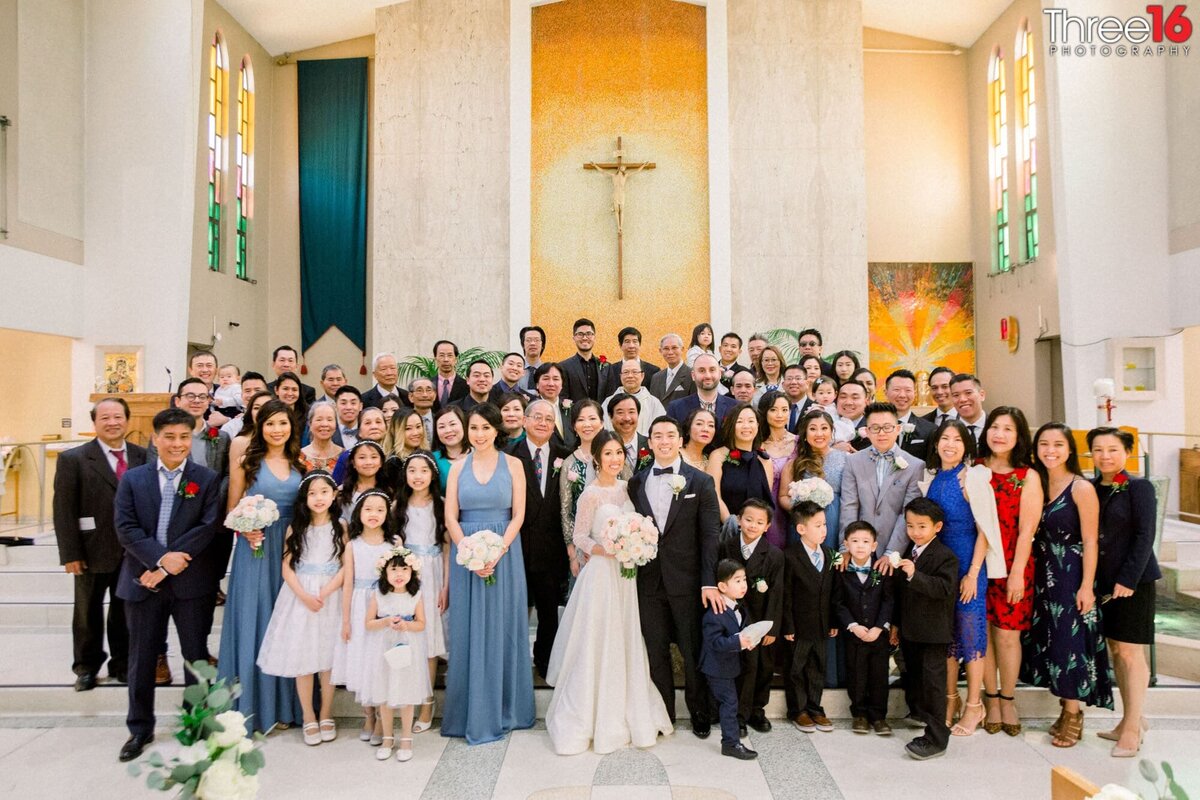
[{"xmin": 54, "ymin": 398, "xmax": 148, "ymax": 691}]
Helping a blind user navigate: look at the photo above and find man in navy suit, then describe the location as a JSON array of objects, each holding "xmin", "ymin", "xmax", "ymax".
[
  {"xmin": 114, "ymin": 408, "xmax": 222, "ymax": 763},
  {"xmin": 666, "ymin": 353, "xmax": 737, "ymax": 427},
  {"xmin": 699, "ymin": 558, "xmax": 758, "ymax": 760}
]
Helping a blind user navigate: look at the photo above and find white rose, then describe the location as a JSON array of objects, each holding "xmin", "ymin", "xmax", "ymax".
[
  {"xmin": 217, "ymin": 737, "xmax": 255, "ymax": 762},
  {"xmin": 196, "ymin": 758, "xmax": 258, "ymax": 800},
  {"xmin": 467, "ymin": 558, "xmax": 485, "ymax": 571},
  {"xmin": 208, "ymin": 710, "xmax": 248, "ymax": 750},
  {"xmin": 888, "ymin": 551, "xmax": 902, "ymax": 569},
  {"xmin": 177, "ymin": 740, "xmax": 211, "ymax": 766},
  {"xmin": 894, "ymin": 456, "xmax": 909, "ymax": 470},
  {"xmin": 1089, "ymin": 786, "xmax": 1141, "ymax": 800}
]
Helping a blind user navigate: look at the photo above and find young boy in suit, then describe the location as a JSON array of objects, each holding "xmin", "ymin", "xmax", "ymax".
[
  {"xmin": 717, "ymin": 499, "xmax": 783, "ymax": 736},
  {"xmin": 835, "ymin": 521, "xmax": 895, "ymax": 735},
  {"xmin": 892, "ymin": 497, "xmax": 959, "ymax": 760},
  {"xmin": 700, "ymin": 559, "xmax": 758, "ymax": 760},
  {"xmin": 782, "ymin": 501, "xmax": 838, "ymax": 733}
]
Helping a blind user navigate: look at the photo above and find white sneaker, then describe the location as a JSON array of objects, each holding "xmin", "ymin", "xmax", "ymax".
[{"xmin": 375, "ymin": 737, "xmax": 394, "ymax": 761}]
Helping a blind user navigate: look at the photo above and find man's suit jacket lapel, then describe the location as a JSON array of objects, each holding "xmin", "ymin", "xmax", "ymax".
[{"xmin": 84, "ymin": 439, "xmax": 118, "ymax": 490}]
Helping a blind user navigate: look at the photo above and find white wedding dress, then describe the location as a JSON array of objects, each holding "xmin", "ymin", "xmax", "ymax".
[{"xmin": 545, "ymin": 481, "xmax": 674, "ymax": 755}]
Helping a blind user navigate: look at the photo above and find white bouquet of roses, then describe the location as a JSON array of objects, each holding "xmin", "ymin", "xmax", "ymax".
[
  {"xmin": 787, "ymin": 477, "xmax": 835, "ymax": 509},
  {"xmin": 224, "ymin": 495, "xmax": 279, "ymax": 559},
  {"xmin": 599, "ymin": 512, "xmax": 660, "ymax": 580},
  {"xmin": 455, "ymin": 530, "xmax": 506, "ymax": 586}
]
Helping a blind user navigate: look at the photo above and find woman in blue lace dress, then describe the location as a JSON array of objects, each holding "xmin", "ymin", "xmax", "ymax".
[
  {"xmin": 441, "ymin": 404, "xmax": 535, "ymax": 745},
  {"xmin": 1022, "ymin": 423, "xmax": 1113, "ymax": 748},
  {"xmin": 923, "ymin": 420, "xmax": 992, "ymax": 736}
]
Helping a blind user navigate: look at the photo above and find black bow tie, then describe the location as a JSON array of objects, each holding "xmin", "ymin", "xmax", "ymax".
[{"xmin": 653, "ymin": 466, "xmax": 674, "ymax": 475}]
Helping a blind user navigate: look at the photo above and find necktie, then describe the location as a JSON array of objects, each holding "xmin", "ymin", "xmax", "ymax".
[
  {"xmin": 701, "ymin": 400, "xmax": 714, "ymax": 413},
  {"xmin": 156, "ymin": 467, "xmax": 180, "ymax": 548},
  {"xmin": 111, "ymin": 450, "xmax": 127, "ymax": 480},
  {"xmin": 626, "ymin": 443, "xmax": 635, "ymax": 467},
  {"xmin": 533, "ymin": 447, "xmax": 544, "ymax": 492},
  {"xmin": 789, "ymin": 404, "xmax": 799, "ymax": 431},
  {"xmin": 440, "ymin": 378, "xmax": 450, "ymax": 404},
  {"xmin": 741, "ymin": 544, "xmax": 752, "ymax": 560},
  {"xmin": 653, "ymin": 466, "xmax": 674, "ymax": 475},
  {"xmin": 811, "ymin": 548, "xmax": 823, "ymax": 571},
  {"xmin": 912, "ymin": 546, "xmax": 922, "ymax": 561}
]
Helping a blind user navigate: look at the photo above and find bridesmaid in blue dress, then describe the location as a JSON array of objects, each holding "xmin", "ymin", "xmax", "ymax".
[
  {"xmin": 1022, "ymin": 423, "xmax": 1113, "ymax": 748},
  {"xmin": 218, "ymin": 401, "xmax": 306, "ymax": 733},
  {"xmin": 923, "ymin": 420, "xmax": 990, "ymax": 736},
  {"xmin": 442, "ymin": 404, "xmax": 534, "ymax": 745}
]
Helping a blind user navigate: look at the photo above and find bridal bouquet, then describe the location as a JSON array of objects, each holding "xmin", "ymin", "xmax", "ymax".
[
  {"xmin": 455, "ymin": 530, "xmax": 506, "ymax": 586},
  {"xmin": 600, "ymin": 512, "xmax": 660, "ymax": 580},
  {"xmin": 128, "ymin": 660, "xmax": 265, "ymax": 799},
  {"xmin": 787, "ymin": 477, "xmax": 835, "ymax": 508},
  {"xmin": 224, "ymin": 495, "xmax": 279, "ymax": 559}
]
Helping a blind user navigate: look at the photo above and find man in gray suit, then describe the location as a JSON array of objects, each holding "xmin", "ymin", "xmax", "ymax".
[
  {"xmin": 839, "ymin": 402, "xmax": 924, "ymax": 572},
  {"xmin": 648, "ymin": 332, "xmax": 694, "ymax": 403}
]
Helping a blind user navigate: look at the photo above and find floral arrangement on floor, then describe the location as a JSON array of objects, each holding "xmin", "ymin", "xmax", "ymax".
[
  {"xmin": 1086, "ymin": 760, "xmax": 1188, "ymax": 800},
  {"xmin": 128, "ymin": 660, "xmax": 265, "ymax": 799}
]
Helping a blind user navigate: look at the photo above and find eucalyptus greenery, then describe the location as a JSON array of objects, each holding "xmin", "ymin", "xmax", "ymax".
[{"xmin": 1140, "ymin": 759, "xmax": 1190, "ymax": 800}]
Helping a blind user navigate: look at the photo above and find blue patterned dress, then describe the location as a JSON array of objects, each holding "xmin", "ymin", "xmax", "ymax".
[
  {"xmin": 218, "ymin": 465, "xmax": 304, "ymax": 732},
  {"xmin": 1021, "ymin": 481, "xmax": 1114, "ymax": 707},
  {"xmin": 441, "ymin": 453, "xmax": 536, "ymax": 744},
  {"xmin": 927, "ymin": 464, "xmax": 987, "ymax": 663}
]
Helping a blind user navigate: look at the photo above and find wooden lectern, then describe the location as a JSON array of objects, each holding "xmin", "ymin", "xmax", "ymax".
[{"xmin": 89, "ymin": 393, "xmax": 173, "ymax": 447}]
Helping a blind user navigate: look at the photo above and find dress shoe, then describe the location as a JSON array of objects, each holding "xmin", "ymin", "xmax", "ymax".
[
  {"xmin": 721, "ymin": 742, "xmax": 758, "ymax": 760},
  {"xmin": 747, "ymin": 714, "xmax": 772, "ymax": 733},
  {"xmin": 691, "ymin": 719, "xmax": 711, "ymax": 739},
  {"xmin": 791, "ymin": 713, "xmax": 816, "ymax": 733},
  {"xmin": 872, "ymin": 720, "xmax": 893, "ymax": 736},
  {"xmin": 108, "ymin": 667, "xmax": 128, "ymax": 684},
  {"xmin": 74, "ymin": 673, "xmax": 97, "ymax": 692},
  {"xmin": 905, "ymin": 737, "xmax": 946, "ymax": 761},
  {"xmin": 155, "ymin": 655, "xmax": 172, "ymax": 686},
  {"xmin": 811, "ymin": 713, "xmax": 834, "ymax": 732},
  {"xmin": 851, "ymin": 717, "xmax": 870, "ymax": 734},
  {"xmin": 119, "ymin": 734, "xmax": 154, "ymax": 763},
  {"xmin": 902, "ymin": 713, "xmax": 925, "ymax": 729},
  {"xmin": 215, "ymin": 589, "xmax": 227, "ymax": 606}
]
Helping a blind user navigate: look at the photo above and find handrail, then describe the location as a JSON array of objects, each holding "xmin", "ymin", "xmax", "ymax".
[{"xmin": 1, "ymin": 438, "xmax": 93, "ymax": 534}]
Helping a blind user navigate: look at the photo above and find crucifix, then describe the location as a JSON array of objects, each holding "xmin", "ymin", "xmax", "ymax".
[{"xmin": 584, "ymin": 136, "xmax": 655, "ymax": 299}]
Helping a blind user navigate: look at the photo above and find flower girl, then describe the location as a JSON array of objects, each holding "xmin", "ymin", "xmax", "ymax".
[
  {"xmin": 257, "ymin": 471, "xmax": 347, "ymax": 745},
  {"xmin": 362, "ymin": 547, "xmax": 430, "ymax": 762},
  {"xmin": 394, "ymin": 451, "xmax": 448, "ymax": 732},
  {"xmin": 339, "ymin": 441, "xmax": 386, "ymax": 522},
  {"xmin": 331, "ymin": 489, "xmax": 398, "ymax": 743}
]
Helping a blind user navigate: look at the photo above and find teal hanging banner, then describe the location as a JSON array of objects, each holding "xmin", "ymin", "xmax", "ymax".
[{"xmin": 297, "ymin": 57, "xmax": 368, "ymax": 354}]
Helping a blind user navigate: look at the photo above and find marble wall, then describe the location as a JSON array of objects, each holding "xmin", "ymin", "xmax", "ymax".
[
  {"xmin": 373, "ymin": 0, "xmax": 511, "ymax": 358},
  {"xmin": 727, "ymin": 0, "xmax": 868, "ymax": 354}
]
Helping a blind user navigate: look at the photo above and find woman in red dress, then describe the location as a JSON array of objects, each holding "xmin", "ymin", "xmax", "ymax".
[{"xmin": 977, "ymin": 406, "xmax": 1042, "ymax": 736}]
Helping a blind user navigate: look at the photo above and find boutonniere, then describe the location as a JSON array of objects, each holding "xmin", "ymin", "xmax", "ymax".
[
  {"xmin": 868, "ymin": 569, "xmax": 882, "ymax": 588},
  {"xmin": 561, "ymin": 399, "xmax": 573, "ymax": 410},
  {"xmin": 1111, "ymin": 472, "xmax": 1130, "ymax": 494},
  {"xmin": 830, "ymin": 551, "xmax": 843, "ymax": 569},
  {"xmin": 900, "ymin": 422, "xmax": 915, "ymax": 434},
  {"xmin": 723, "ymin": 368, "xmax": 734, "ymax": 381},
  {"xmin": 1005, "ymin": 472, "xmax": 1025, "ymax": 491},
  {"xmin": 636, "ymin": 447, "xmax": 653, "ymax": 470},
  {"xmin": 724, "ymin": 449, "xmax": 743, "ymax": 466},
  {"xmin": 598, "ymin": 355, "xmax": 608, "ymax": 365},
  {"xmin": 893, "ymin": 455, "xmax": 909, "ymax": 472},
  {"xmin": 667, "ymin": 474, "xmax": 687, "ymax": 497},
  {"xmin": 754, "ymin": 577, "xmax": 768, "ymax": 594},
  {"xmin": 177, "ymin": 480, "xmax": 200, "ymax": 499},
  {"xmin": 202, "ymin": 426, "xmax": 220, "ymax": 443},
  {"xmin": 551, "ymin": 457, "xmax": 563, "ymax": 476}
]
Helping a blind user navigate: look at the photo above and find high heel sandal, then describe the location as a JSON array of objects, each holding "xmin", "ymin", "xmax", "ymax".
[
  {"xmin": 302, "ymin": 722, "xmax": 321, "ymax": 746},
  {"xmin": 413, "ymin": 698, "xmax": 436, "ymax": 734},
  {"xmin": 1098, "ymin": 715, "xmax": 1149, "ymax": 742},
  {"xmin": 998, "ymin": 694, "xmax": 1022, "ymax": 737},
  {"xmin": 1051, "ymin": 710, "xmax": 1084, "ymax": 748},
  {"xmin": 951, "ymin": 701, "xmax": 985, "ymax": 737},
  {"xmin": 376, "ymin": 736, "xmax": 395, "ymax": 761},
  {"xmin": 396, "ymin": 737, "xmax": 414, "ymax": 763},
  {"xmin": 945, "ymin": 693, "xmax": 962, "ymax": 728},
  {"xmin": 1049, "ymin": 699, "xmax": 1067, "ymax": 738},
  {"xmin": 983, "ymin": 692, "xmax": 1002, "ymax": 735}
]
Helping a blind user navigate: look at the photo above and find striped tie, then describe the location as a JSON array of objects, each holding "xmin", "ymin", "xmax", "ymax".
[{"xmin": 156, "ymin": 467, "xmax": 180, "ymax": 548}]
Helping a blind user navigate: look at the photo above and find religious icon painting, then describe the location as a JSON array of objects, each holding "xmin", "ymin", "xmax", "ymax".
[{"xmin": 103, "ymin": 352, "xmax": 138, "ymax": 394}]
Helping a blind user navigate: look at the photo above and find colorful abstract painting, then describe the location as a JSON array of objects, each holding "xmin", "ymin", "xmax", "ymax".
[{"xmin": 867, "ymin": 263, "xmax": 975, "ymax": 406}]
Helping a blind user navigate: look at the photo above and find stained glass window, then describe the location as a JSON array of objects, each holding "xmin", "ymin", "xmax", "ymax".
[
  {"xmin": 236, "ymin": 57, "xmax": 254, "ymax": 280},
  {"xmin": 1015, "ymin": 22, "xmax": 1038, "ymax": 262},
  {"xmin": 207, "ymin": 32, "xmax": 228, "ymax": 272},
  {"xmin": 988, "ymin": 47, "xmax": 1010, "ymax": 274}
]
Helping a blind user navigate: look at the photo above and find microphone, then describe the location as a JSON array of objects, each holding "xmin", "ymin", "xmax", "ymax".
[{"xmin": 166, "ymin": 367, "xmax": 173, "ymax": 394}]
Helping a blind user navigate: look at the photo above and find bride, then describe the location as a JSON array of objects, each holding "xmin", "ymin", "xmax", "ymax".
[{"xmin": 546, "ymin": 430, "xmax": 674, "ymax": 755}]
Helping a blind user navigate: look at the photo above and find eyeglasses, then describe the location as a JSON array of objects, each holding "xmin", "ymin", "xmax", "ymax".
[
  {"xmin": 799, "ymin": 340, "xmax": 820, "ymax": 347},
  {"xmin": 866, "ymin": 424, "xmax": 898, "ymax": 434},
  {"xmin": 179, "ymin": 393, "xmax": 209, "ymax": 402},
  {"xmin": 528, "ymin": 414, "xmax": 555, "ymax": 424},
  {"xmin": 573, "ymin": 331, "xmax": 595, "ymax": 338}
]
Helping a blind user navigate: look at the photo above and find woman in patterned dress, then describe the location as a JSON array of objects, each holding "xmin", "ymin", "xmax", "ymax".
[
  {"xmin": 977, "ymin": 407, "xmax": 1042, "ymax": 736},
  {"xmin": 1022, "ymin": 423, "xmax": 1114, "ymax": 748},
  {"xmin": 299, "ymin": 401, "xmax": 343, "ymax": 474}
]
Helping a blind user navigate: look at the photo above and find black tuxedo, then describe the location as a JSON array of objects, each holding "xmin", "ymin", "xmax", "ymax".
[
  {"xmin": 53, "ymin": 439, "xmax": 147, "ymax": 678},
  {"xmin": 781, "ymin": 543, "xmax": 836, "ymax": 716},
  {"xmin": 629, "ymin": 461, "xmax": 720, "ymax": 721},
  {"xmin": 268, "ymin": 378, "xmax": 317, "ymax": 404},
  {"xmin": 546, "ymin": 398, "xmax": 578, "ymax": 453},
  {"xmin": 114, "ymin": 460, "xmax": 222, "ymax": 737},
  {"xmin": 559, "ymin": 353, "xmax": 609, "ymax": 403},
  {"xmin": 648, "ymin": 363, "xmax": 694, "ymax": 404},
  {"xmin": 834, "ymin": 566, "xmax": 895, "ymax": 722},
  {"xmin": 506, "ymin": 439, "xmax": 569, "ymax": 676},
  {"xmin": 896, "ymin": 537, "xmax": 958, "ymax": 752},
  {"xmin": 719, "ymin": 537, "xmax": 783, "ymax": 722},
  {"xmin": 922, "ymin": 408, "xmax": 956, "ymax": 428},
  {"xmin": 897, "ymin": 413, "xmax": 936, "ymax": 462},
  {"xmin": 451, "ymin": 393, "xmax": 492, "ymax": 415},
  {"xmin": 600, "ymin": 358, "xmax": 661, "ymax": 400},
  {"xmin": 717, "ymin": 362, "xmax": 753, "ymax": 391},
  {"xmin": 361, "ymin": 384, "xmax": 410, "ymax": 410}
]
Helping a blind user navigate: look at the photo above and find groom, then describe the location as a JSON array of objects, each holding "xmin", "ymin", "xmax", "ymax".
[{"xmin": 629, "ymin": 415, "xmax": 722, "ymax": 738}]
